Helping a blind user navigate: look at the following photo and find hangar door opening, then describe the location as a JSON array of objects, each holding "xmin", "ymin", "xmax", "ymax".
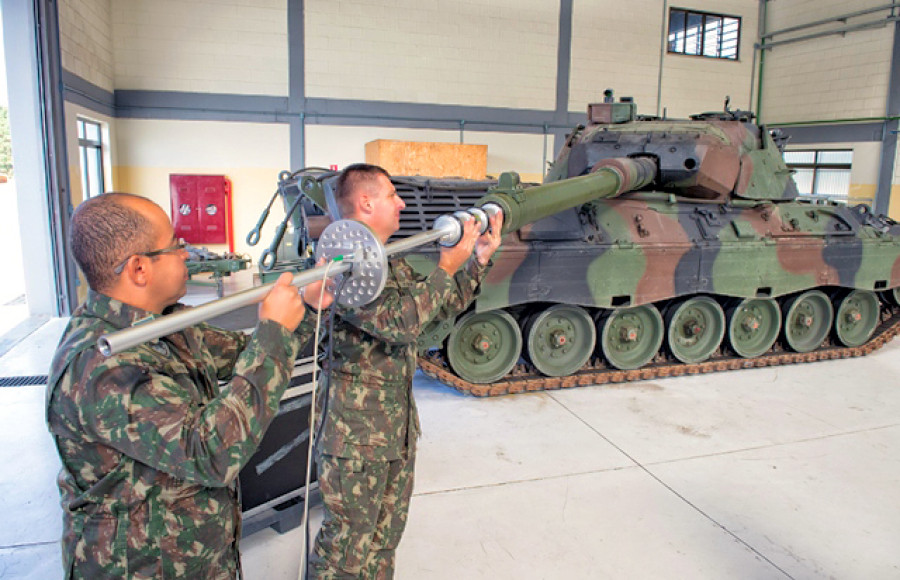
[{"xmin": 0, "ymin": 7, "xmax": 28, "ymax": 339}]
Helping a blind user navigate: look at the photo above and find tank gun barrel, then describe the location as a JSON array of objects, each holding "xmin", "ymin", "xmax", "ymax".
[{"xmin": 478, "ymin": 156, "xmax": 657, "ymax": 234}]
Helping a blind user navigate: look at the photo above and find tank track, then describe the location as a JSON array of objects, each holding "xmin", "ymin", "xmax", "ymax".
[{"xmin": 418, "ymin": 305, "xmax": 900, "ymax": 397}]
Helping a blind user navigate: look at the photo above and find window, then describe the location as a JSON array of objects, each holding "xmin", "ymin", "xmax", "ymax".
[
  {"xmin": 668, "ymin": 9, "xmax": 740, "ymax": 60},
  {"xmin": 783, "ymin": 150, "xmax": 852, "ymax": 201},
  {"xmin": 77, "ymin": 118, "xmax": 105, "ymax": 198}
]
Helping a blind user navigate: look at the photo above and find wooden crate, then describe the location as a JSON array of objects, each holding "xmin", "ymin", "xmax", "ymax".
[{"xmin": 365, "ymin": 139, "xmax": 487, "ymax": 179}]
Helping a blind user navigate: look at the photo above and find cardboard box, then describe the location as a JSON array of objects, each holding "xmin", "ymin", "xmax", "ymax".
[{"xmin": 365, "ymin": 139, "xmax": 488, "ymax": 179}]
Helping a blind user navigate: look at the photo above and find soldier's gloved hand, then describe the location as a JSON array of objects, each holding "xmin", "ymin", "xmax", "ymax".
[
  {"xmin": 438, "ymin": 218, "xmax": 478, "ymax": 274},
  {"xmin": 475, "ymin": 211, "xmax": 503, "ymax": 266},
  {"xmin": 302, "ymin": 258, "xmax": 336, "ymax": 310},
  {"xmin": 259, "ymin": 272, "xmax": 306, "ymax": 332}
]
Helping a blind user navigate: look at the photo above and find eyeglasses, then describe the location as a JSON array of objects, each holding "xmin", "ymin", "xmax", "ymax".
[{"xmin": 113, "ymin": 238, "xmax": 187, "ymax": 275}]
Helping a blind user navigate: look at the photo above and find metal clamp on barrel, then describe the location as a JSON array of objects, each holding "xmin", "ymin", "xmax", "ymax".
[{"xmin": 432, "ymin": 206, "xmax": 499, "ymax": 247}]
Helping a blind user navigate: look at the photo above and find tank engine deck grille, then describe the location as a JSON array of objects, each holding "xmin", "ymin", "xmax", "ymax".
[{"xmin": 392, "ymin": 177, "xmax": 495, "ymax": 239}]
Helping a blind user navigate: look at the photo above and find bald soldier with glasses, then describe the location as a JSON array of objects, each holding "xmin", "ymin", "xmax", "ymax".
[{"xmin": 46, "ymin": 192, "xmax": 333, "ymax": 578}]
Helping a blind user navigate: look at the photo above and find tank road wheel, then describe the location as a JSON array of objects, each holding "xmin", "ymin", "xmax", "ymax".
[
  {"xmin": 833, "ymin": 290, "xmax": 880, "ymax": 347},
  {"xmin": 781, "ymin": 290, "xmax": 834, "ymax": 353},
  {"xmin": 598, "ymin": 305, "xmax": 664, "ymax": 370},
  {"xmin": 726, "ymin": 298, "xmax": 781, "ymax": 358},
  {"xmin": 447, "ymin": 310, "xmax": 522, "ymax": 384},
  {"xmin": 665, "ymin": 297, "xmax": 726, "ymax": 363},
  {"xmin": 525, "ymin": 305, "xmax": 596, "ymax": 377}
]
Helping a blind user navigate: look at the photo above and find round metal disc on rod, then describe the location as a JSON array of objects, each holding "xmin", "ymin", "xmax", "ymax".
[{"xmin": 315, "ymin": 220, "xmax": 387, "ymax": 308}]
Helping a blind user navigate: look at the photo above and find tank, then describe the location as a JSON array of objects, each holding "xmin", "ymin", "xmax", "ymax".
[{"xmin": 256, "ymin": 96, "xmax": 900, "ymax": 395}]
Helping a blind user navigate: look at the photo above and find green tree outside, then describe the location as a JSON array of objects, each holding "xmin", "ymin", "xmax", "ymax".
[{"xmin": 0, "ymin": 106, "xmax": 13, "ymax": 176}]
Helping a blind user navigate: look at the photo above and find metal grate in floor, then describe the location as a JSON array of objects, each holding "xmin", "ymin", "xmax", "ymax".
[{"xmin": 0, "ymin": 375, "xmax": 49, "ymax": 387}]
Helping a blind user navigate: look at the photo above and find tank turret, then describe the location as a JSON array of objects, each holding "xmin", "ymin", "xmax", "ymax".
[{"xmin": 547, "ymin": 98, "xmax": 796, "ymax": 202}]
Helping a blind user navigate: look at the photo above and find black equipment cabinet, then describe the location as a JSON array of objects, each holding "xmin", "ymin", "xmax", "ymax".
[{"xmin": 240, "ymin": 353, "xmax": 319, "ymax": 536}]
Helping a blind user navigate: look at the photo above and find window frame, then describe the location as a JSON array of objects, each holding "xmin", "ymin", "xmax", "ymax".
[
  {"xmin": 783, "ymin": 149, "xmax": 853, "ymax": 201},
  {"xmin": 667, "ymin": 8, "xmax": 741, "ymax": 61},
  {"xmin": 76, "ymin": 117, "xmax": 106, "ymax": 198}
]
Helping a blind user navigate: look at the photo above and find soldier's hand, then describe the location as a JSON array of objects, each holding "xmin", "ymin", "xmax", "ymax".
[
  {"xmin": 438, "ymin": 218, "xmax": 478, "ymax": 275},
  {"xmin": 259, "ymin": 272, "xmax": 306, "ymax": 332},
  {"xmin": 302, "ymin": 258, "xmax": 336, "ymax": 310},
  {"xmin": 475, "ymin": 211, "xmax": 503, "ymax": 266}
]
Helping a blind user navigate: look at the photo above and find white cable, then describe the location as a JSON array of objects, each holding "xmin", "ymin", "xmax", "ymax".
[{"xmin": 298, "ymin": 258, "xmax": 336, "ymax": 580}]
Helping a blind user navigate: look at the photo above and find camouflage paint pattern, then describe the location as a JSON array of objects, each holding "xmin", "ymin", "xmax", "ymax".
[
  {"xmin": 470, "ymin": 198, "xmax": 900, "ymax": 314},
  {"xmin": 312, "ymin": 256, "xmax": 488, "ymax": 577},
  {"xmin": 46, "ymin": 290, "xmax": 311, "ymax": 578}
]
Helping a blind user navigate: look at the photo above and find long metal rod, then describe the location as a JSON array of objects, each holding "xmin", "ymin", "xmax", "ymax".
[
  {"xmin": 98, "ymin": 218, "xmax": 464, "ymax": 356},
  {"xmin": 386, "ymin": 225, "xmax": 455, "ymax": 255},
  {"xmin": 97, "ymin": 260, "xmax": 354, "ymax": 356}
]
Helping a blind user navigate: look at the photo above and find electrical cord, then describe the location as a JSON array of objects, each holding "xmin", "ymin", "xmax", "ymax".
[{"xmin": 298, "ymin": 258, "xmax": 346, "ymax": 580}]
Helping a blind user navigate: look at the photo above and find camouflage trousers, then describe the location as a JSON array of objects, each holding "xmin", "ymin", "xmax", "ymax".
[{"xmin": 310, "ymin": 451, "xmax": 416, "ymax": 579}]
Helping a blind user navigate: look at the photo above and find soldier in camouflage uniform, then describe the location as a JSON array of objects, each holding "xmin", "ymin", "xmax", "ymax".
[
  {"xmin": 46, "ymin": 192, "xmax": 332, "ymax": 578},
  {"xmin": 310, "ymin": 164, "xmax": 503, "ymax": 578}
]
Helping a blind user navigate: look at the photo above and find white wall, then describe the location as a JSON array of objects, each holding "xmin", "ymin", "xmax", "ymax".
[
  {"xmin": 570, "ymin": 0, "xmax": 758, "ymax": 118},
  {"xmin": 114, "ymin": 119, "xmax": 287, "ymax": 169},
  {"xmin": 111, "ymin": 0, "xmax": 288, "ymax": 95},
  {"xmin": 59, "ymin": 0, "xmax": 114, "ymax": 92},
  {"xmin": 761, "ymin": 0, "xmax": 893, "ymax": 124},
  {"xmin": 569, "ymin": 0, "xmax": 665, "ymax": 115},
  {"xmin": 305, "ymin": 0, "xmax": 558, "ymax": 109}
]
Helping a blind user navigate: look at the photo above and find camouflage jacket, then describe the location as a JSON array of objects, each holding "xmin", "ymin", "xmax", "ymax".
[
  {"xmin": 316, "ymin": 256, "xmax": 489, "ymax": 462},
  {"xmin": 46, "ymin": 290, "xmax": 313, "ymax": 579}
]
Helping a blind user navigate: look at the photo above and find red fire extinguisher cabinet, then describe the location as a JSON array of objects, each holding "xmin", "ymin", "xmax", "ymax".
[{"xmin": 170, "ymin": 174, "xmax": 234, "ymax": 251}]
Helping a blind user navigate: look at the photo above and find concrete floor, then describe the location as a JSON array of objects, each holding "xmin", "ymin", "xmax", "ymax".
[{"xmin": 1, "ymin": 274, "xmax": 899, "ymax": 579}]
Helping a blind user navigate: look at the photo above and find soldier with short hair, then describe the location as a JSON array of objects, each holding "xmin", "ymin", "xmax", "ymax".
[
  {"xmin": 46, "ymin": 192, "xmax": 332, "ymax": 578},
  {"xmin": 310, "ymin": 164, "xmax": 503, "ymax": 578}
]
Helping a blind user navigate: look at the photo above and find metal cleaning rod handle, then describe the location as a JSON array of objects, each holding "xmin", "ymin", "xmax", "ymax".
[{"xmin": 97, "ymin": 260, "xmax": 353, "ymax": 356}]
